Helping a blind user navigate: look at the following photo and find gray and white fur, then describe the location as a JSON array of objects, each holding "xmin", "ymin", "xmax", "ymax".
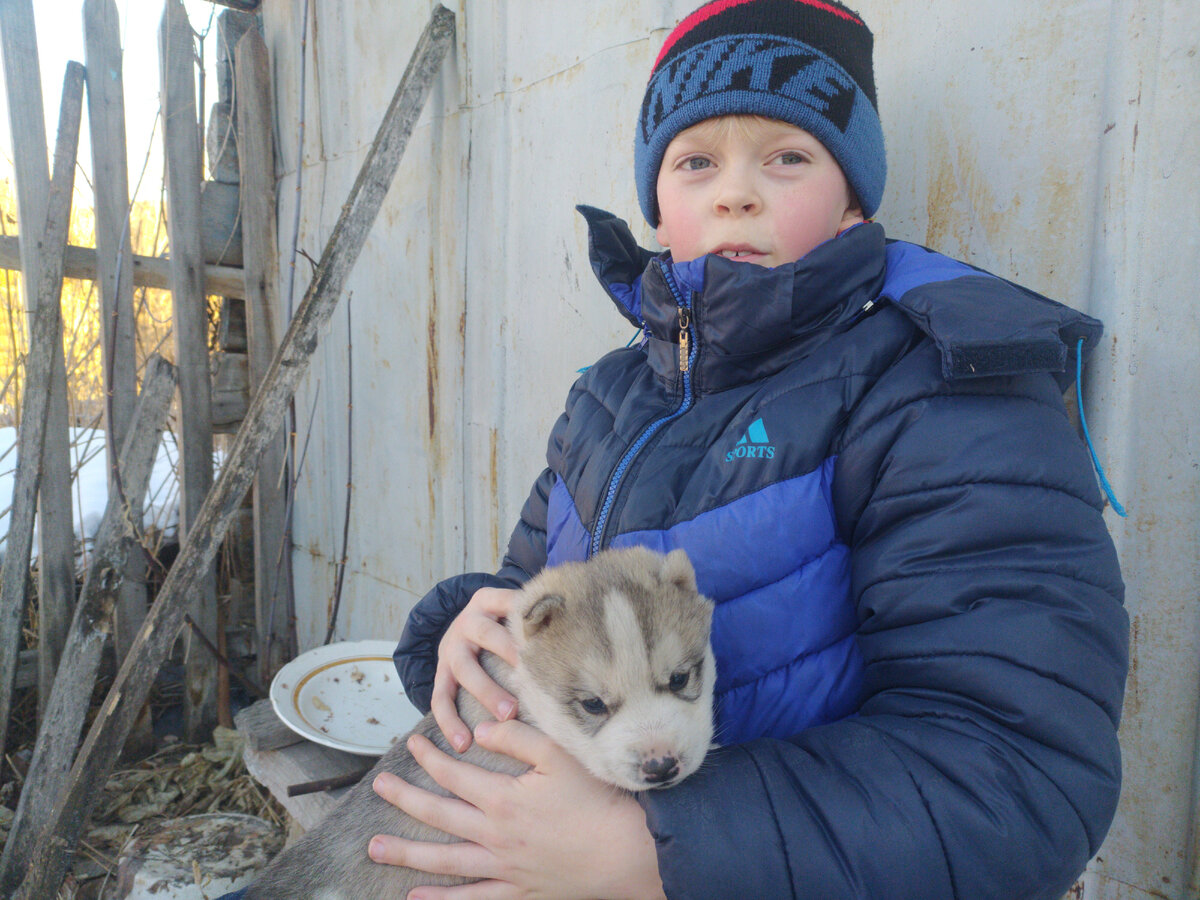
[{"xmin": 244, "ymin": 546, "xmax": 715, "ymax": 900}]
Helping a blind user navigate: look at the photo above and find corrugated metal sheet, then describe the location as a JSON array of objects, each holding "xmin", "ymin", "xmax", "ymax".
[{"xmin": 260, "ymin": 1, "xmax": 1199, "ymax": 896}]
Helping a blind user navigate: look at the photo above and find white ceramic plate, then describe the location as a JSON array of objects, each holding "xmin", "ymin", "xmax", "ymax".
[{"xmin": 269, "ymin": 640, "xmax": 423, "ymax": 756}]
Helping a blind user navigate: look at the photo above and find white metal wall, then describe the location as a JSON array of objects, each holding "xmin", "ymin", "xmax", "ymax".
[{"xmin": 260, "ymin": 2, "xmax": 1199, "ymax": 897}]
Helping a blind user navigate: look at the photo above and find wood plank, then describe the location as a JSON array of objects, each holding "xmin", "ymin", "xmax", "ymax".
[
  {"xmin": 242, "ymin": 739, "xmax": 363, "ymax": 831},
  {"xmin": 236, "ymin": 24, "xmax": 294, "ymax": 683},
  {"xmin": 0, "ymin": 356, "xmax": 176, "ymax": 896},
  {"xmin": 211, "ymin": 350, "xmax": 249, "ymax": 432},
  {"xmin": 84, "ymin": 0, "xmax": 145, "ymax": 675},
  {"xmin": 0, "ymin": 234, "xmax": 246, "ymax": 297},
  {"xmin": 215, "ymin": 9, "xmax": 256, "ymax": 108},
  {"xmin": 160, "ymin": 0, "xmax": 218, "ymax": 741},
  {"xmin": 0, "ymin": 61, "xmax": 85, "ymax": 762},
  {"xmin": 15, "ymin": 649, "xmax": 37, "ymax": 690},
  {"xmin": 217, "ymin": 296, "xmax": 248, "ymax": 352},
  {"xmin": 0, "ymin": 0, "xmax": 77, "ymax": 725},
  {"xmin": 200, "ymin": 179, "xmax": 243, "ymax": 266},
  {"xmin": 234, "ymin": 697, "xmax": 303, "ymax": 753},
  {"xmin": 11, "ymin": 10, "xmax": 456, "ymax": 894}
]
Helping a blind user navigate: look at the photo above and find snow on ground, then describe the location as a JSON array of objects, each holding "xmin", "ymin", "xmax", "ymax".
[{"xmin": 0, "ymin": 426, "xmax": 188, "ymax": 565}]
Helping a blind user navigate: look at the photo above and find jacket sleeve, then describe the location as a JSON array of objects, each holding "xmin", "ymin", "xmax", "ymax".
[
  {"xmin": 640, "ymin": 344, "xmax": 1128, "ymax": 900},
  {"xmin": 395, "ymin": 465, "xmax": 554, "ymax": 713}
]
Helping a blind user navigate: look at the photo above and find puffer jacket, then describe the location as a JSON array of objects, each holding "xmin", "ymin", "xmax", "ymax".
[{"xmin": 395, "ymin": 207, "xmax": 1128, "ymax": 900}]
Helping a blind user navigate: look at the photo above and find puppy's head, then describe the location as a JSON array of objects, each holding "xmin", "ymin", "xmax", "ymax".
[{"xmin": 510, "ymin": 547, "xmax": 715, "ymax": 791}]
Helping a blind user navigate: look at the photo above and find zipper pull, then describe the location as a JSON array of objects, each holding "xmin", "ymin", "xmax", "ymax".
[{"xmin": 678, "ymin": 307, "xmax": 691, "ymax": 373}]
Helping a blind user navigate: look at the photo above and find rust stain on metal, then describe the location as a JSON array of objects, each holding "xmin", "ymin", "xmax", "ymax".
[
  {"xmin": 427, "ymin": 248, "xmax": 439, "ymax": 437},
  {"xmin": 1125, "ymin": 615, "xmax": 1141, "ymax": 720},
  {"xmin": 490, "ymin": 427, "xmax": 500, "ymax": 556}
]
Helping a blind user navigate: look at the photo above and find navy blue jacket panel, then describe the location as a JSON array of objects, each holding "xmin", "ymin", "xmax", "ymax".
[{"xmin": 394, "ymin": 209, "xmax": 1128, "ymax": 899}]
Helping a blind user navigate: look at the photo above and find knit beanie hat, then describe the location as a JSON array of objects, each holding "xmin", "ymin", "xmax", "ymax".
[{"xmin": 635, "ymin": 0, "xmax": 886, "ymax": 225}]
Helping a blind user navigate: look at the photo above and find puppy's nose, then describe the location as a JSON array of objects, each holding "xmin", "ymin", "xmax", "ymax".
[{"xmin": 641, "ymin": 755, "xmax": 680, "ymax": 784}]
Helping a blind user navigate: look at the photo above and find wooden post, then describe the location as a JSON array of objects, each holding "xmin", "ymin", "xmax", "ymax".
[
  {"xmin": 84, "ymin": 0, "xmax": 146, "ymax": 673},
  {"xmin": 0, "ymin": 61, "xmax": 85, "ymax": 761},
  {"xmin": 0, "ymin": 356, "xmax": 177, "ymax": 896},
  {"xmin": 160, "ymin": 0, "xmax": 218, "ymax": 741},
  {"xmin": 236, "ymin": 24, "xmax": 294, "ymax": 683},
  {"xmin": 0, "ymin": 0, "xmax": 78, "ymax": 725},
  {"xmin": 13, "ymin": 10, "xmax": 455, "ymax": 894}
]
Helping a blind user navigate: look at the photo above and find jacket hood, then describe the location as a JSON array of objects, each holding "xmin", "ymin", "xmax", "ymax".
[{"xmin": 577, "ymin": 205, "xmax": 1102, "ymax": 393}]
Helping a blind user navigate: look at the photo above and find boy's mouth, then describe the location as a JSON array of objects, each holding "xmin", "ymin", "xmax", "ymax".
[{"xmin": 713, "ymin": 245, "xmax": 767, "ymax": 262}]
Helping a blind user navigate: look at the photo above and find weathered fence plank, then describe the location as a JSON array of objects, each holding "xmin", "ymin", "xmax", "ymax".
[
  {"xmin": 0, "ymin": 234, "xmax": 246, "ymax": 297},
  {"xmin": 160, "ymin": 0, "xmax": 218, "ymax": 741},
  {"xmin": 0, "ymin": 61, "xmax": 85, "ymax": 761},
  {"xmin": 0, "ymin": 0, "xmax": 77, "ymax": 724},
  {"xmin": 0, "ymin": 356, "xmax": 177, "ymax": 896},
  {"xmin": 236, "ymin": 24, "xmax": 294, "ymax": 683},
  {"xmin": 12, "ymin": 9, "xmax": 455, "ymax": 894},
  {"xmin": 201, "ymin": 179, "xmax": 244, "ymax": 266},
  {"xmin": 84, "ymin": 0, "xmax": 146, "ymax": 676}
]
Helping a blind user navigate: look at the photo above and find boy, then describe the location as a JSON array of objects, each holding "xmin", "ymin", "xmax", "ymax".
[{"xmin": 374, "ymin": 1, "xmax": 1129, "ymax": 898}]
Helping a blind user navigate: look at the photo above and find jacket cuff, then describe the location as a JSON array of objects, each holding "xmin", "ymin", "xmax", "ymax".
[
  {"xmin": 639, "ymin": 744, "xmax": 794, "ymax": 899},
  {"xmin": 394, "ymin": 570, "xmax": 522, "ymax": 713}
]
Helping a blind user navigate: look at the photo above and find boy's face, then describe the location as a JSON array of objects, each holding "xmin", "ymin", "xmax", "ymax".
[{"xmin": 655, "ymin": 116, "xmax": 864, "ymax": 268}]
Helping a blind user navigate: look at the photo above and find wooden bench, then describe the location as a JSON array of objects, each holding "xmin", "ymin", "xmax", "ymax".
[{"xmin": 234, "ymin": 699, "xmax": 378, "ymax": 831}]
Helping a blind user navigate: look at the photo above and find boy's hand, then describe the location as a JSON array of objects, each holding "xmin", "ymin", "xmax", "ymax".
[
  {"xmin": 370, "ymin": 719, "xmax": 667, "ymax": 900},
  {"xmin": 431, "ymin": 586, "xmax": 521, "ymax": 752}
]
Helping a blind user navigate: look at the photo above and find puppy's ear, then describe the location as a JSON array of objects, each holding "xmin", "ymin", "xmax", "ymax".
[
  {"xmin": 662, "ymin": 548, "xmax": 697, "ymax": 593},
  {"xmin": 522, "ymin": 593, "xmax": 566, "ymax": 639}
]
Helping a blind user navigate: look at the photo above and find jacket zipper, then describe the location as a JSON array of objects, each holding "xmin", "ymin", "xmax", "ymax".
[{"xmin": 589, "ymin": 259, "xmax": 696, "ymax": 557}]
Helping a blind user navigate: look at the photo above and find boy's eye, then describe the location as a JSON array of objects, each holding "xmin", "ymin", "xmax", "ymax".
[
  {"xmin": 683, "ymin": 156, "xmax": 712, "ymax": 171},
  {"xmin": 777, "ymin": 152, "xmax": 806, "ymax": 165},
  {"xmin": 580, "ymin": 697, "xmax": 609, "ymax": 715}
]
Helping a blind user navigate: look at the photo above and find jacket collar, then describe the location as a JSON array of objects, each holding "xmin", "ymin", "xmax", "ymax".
[
  {"xmin": 578, "ymin": 205, "xmax": 887, "ymax": 393},
  {"xmin": 578, "ymin": 205, "xmax": 1104, "ymax": 394}
]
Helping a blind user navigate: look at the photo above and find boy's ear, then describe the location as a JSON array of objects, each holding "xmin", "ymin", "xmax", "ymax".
[
  {"xmin": 655, "ymin": 219, "xmax": 671, "ymax": 250},
  {"xmin": 840, "ymin": 187, "xmax": 865, "ymax": 230},
  {"xmin": 838, "ymin": 201, "xmax": 865, "ymax": 233}
]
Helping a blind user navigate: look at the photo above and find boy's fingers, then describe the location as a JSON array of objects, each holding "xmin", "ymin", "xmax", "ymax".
[
  {"xmin": 469, "ymin": 586, "xmax": 515, "ymax": 618},
  {"xmin": 407, "ymin": 732, "xmax": 509, "ymax": 807},
  {"xmin": 367, "ymin": 833, "xmax": 493, "ymax": 880},
  {"xmin": 404, "ymin": 881, "xmax": 516, "ymax": 900},
  {"xmin": 451, "ymin": 655, "xmax": 518, "ymax": 724},
  {"xmin": 472, "ymin": 719, "xmax": 557, "ymax": 769},
  {"xmin": 461, "ymin": 616, "xmax": 520, "ymax": 669},
  {"xmin": 373, "ymin": 770, "xmax": 482, "ymax": 842},
  {"xmin": 429, "ymin": 667, "xmax": 472, "ymax": 753}
]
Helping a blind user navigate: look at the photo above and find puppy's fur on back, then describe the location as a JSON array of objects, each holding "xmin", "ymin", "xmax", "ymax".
[{"xmin": 244, "ymin": 547, "xmax": 715, "ymax": 900}]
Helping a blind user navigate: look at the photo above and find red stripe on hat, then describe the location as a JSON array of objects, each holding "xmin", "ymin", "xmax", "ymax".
[{"xmin": 652, "ymin": 0, "xmax": 864, "ymax": 71}]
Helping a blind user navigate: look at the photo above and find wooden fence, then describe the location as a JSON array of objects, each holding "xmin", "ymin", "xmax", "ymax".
[
  {"xmin": 0, "ymin": 1, "xmax": 455, "ymax": 893},
  {"xmin": 0, "ymin": 0, "xmax": 290, "ymax": 886}
]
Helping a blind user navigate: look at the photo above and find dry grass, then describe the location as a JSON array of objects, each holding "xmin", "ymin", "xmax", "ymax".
[{"xmin": 1, "ymin": 724, "xmax": 285, "ymax": 899}]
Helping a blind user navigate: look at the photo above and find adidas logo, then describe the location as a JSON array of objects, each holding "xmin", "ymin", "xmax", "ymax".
[{"xmin": 725, "ymin": 418, "xmax": 776, "ymax": 462}]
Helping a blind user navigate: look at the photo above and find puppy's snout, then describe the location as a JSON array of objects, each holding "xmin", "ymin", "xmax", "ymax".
[{"xmin": 641, "ymin": 754, "xmax": 680, "ymax": 784}]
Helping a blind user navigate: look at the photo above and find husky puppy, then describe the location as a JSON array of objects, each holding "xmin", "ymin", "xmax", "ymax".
[{"xmin": 244, "ymin": 547, "xmax": 715, "ymax": 900}]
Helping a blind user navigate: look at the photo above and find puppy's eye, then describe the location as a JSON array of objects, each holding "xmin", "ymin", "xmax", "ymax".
[
  {"xmin": 579, "ymin": 697, "xmax": 608, "ymax": 716},
  {"xmin": 668, "ymin": 671, "xmax": 690, "ymax": 693}
]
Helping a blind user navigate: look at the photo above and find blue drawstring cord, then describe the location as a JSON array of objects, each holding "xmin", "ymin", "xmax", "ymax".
[
  {"xmin": 1076, "ymin": 337, "xmax": 1127, "ymax": 517},
  {"xmin": 577, "ymin": 327, "xmax": 644, "ymax": 374}
]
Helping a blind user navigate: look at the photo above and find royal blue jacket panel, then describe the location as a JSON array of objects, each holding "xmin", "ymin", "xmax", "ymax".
[{"xmin": 394, "ymin": 208, "xmax": 1127, "ymax": 900}]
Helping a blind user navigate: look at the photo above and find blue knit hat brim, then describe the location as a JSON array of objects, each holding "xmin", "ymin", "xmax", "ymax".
[{"xmin": 635, "ymin": 34, "xmax": 886, "ymax": 225}]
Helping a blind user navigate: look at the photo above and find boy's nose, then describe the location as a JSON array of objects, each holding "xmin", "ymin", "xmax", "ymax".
[{"xmin": 714, "ymin": 174, "xmax": 760, "ymax": 216}]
